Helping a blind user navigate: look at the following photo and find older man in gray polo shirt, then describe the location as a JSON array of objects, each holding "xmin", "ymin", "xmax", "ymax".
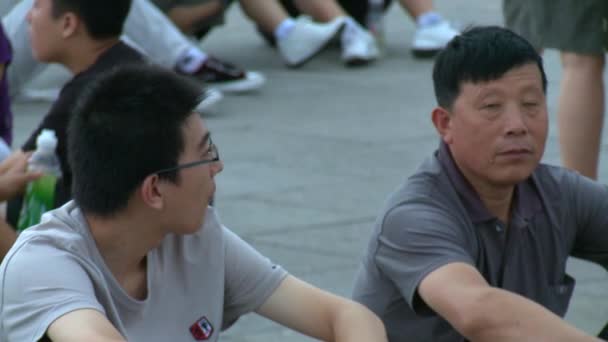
[{"xmin": 352, "ymin": 26, "xmax": 608, "ymax": 342}]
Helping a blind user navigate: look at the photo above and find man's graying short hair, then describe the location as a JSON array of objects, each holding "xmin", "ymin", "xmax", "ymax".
[{"xmin": 432, "ymin": 26, "xmax": 548, "ymax": 110}]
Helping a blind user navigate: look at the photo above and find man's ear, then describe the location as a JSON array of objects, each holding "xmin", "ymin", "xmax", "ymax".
[
  {"xmin": 431, "ymin": 106, "xmax": 454, "ymax": 144},
  {"xmin": 140, "ymin": 174, "xmax": 164, "ymax": 210},
  {"xmin": 60, "ymin": 12, "xmax": 79, "ymax": 38}
]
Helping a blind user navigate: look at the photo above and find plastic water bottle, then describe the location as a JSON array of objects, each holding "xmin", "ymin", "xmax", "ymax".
[
  {"xmin": 17, "ymin": 129, "xmax": 62, "ymax": 232},
  {"xmin": 367, "ymin": 0, "xmax": 385, "ymax": 53}
]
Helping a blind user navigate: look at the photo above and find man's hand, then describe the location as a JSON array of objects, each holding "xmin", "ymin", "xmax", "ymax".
[{"xmin": 0, "ymin": 151, "xmax": 43, "ymax": 201}]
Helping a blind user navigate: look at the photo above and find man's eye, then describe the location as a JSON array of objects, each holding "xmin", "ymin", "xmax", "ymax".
[
  {"xmin": 482, "ymin": 103, "xmax": 501, "ymax": 109},
  {"xmin": 523, "ymin": 102, "xmax": 538, "ymax": 107},
  {"xmin": 203, "ymin": 146, "xmax": 213, "ymax": 157}
]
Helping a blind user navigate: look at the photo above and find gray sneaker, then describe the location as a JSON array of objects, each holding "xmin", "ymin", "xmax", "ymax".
[{"xmin": 278, "ymin": 16, "xmax": 345, "ymax": 68}]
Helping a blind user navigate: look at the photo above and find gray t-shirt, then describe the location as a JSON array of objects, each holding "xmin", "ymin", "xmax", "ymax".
[
  {"xmin": 352, "ymin": 143, "xmax": 608, "ymax": 342},
  {"xmin": 0, "ymin": 201, "xmax": 287, "ymax": 342}
]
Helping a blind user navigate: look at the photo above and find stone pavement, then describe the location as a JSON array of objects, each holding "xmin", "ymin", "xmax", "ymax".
[{"xmin": 11, "ymin": 0, "xmax": 608, "ymax": 340}]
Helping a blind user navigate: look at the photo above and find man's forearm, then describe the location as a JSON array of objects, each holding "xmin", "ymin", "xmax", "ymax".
[
  {"xmin": 463, "ymin": 287, "xmax": 601, "ymax": 342},
  {"xmin": 332, "ymin": 302, "xmax": 387, "ymax": 342}
]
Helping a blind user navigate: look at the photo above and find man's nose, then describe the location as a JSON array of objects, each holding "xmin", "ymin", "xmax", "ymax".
[
  {"xmin": 211, "ymin": 160, "xmax": 224, "ymax": 175},
  {"xmin": 504, "ymin": 104, "xmax": 528, "ymax": 136}
]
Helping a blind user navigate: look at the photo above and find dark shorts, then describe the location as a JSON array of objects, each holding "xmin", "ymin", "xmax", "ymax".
[{"xmin": 503, "ymin": 0, "xmax": 606, "ymax": 54}]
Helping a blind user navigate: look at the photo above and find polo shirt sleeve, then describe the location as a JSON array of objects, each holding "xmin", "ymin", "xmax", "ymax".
[
  {"xmin": 566, "ymin": 172, "xmax": 608, "ymax": 270},
  {"xmin": 221, "ymin": 227, "xmax": 288, "ymax": 329},
  {"xmin": 0, "ymin": 237, "xmax": 106, "ymax": 341},
  {"xmin": 373, "ymin": 202, "xmax": 475, "ymax": 314}
]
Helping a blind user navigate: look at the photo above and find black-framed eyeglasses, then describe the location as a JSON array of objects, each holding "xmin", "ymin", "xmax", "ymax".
[{"xmin": 153, "ymin": 138, "xmax": 220, "ymax": 175}]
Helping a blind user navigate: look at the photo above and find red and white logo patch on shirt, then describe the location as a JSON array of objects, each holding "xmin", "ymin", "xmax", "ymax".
[{"xmin": 189, "ymin": 316, "xmax": 214, "ymax": 341}]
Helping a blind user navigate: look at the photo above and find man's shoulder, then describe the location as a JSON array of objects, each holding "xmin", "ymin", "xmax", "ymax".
[
  {"xmin": 531, "ymin": 163, "xmax": 582, "ymax": 195},
  {"xmin": 386, "ymin": 154, "xmax": 459, "ymax": 213},
  {"xmin": 374, "ymin": 154, "xmax": 466, "ymax": 237},
  {"xmin": 1, "ymin": 203, "xmax": 91, "ymax": 271}
]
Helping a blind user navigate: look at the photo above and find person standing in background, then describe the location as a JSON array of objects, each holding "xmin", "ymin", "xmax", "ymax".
[{"xmin": 503, "ymin": 0, "xmax": 606, "ymax": 179}]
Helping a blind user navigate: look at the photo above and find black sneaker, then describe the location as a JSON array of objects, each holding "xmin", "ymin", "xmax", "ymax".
[{"xmin": 183, "ymin": 56, "xmax": 265, "ymax": 94}]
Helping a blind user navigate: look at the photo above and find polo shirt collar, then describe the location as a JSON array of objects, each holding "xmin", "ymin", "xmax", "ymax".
[{"xmin": 436, "ymin": 142, "xmax": 543, "ymax": 226}]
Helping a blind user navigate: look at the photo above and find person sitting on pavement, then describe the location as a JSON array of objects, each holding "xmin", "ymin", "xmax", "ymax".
[
  {"xmin": 0, "ymin": 151, "xmax": 41, "ymax": 263},
  {"xmin": 352, "ymin": 26, "xmax": 608, "ymax": 342},
  {"xmin": 19, "ymin": 0, "xmax": 144, "ymax": 209},
  {"xmin": 150, "ymin": 0, "xmax": 379, "ymax": 67},
  {"xmin": 1, "ymin": 0, "xmax": 261, "ymax": 103},
  {"xmin": 263, "ymin": 0, "xmax": 459, "ymax": 58},
  {"xmin": 0, "ymin": 63, "xmax": 388, "ymax": 342}
]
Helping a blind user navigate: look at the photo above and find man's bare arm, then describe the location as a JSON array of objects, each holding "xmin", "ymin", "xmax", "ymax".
[
  {"xmin": 47, "ymin": 309, "xmax": 126, "ymax": 342},
  {"xmin": 418, "ymin": 262, "xmax": 601, "ymax": 342},
  {"xmin": 257, "ymin": 275, "xmax": 387, "ymax": 341}
]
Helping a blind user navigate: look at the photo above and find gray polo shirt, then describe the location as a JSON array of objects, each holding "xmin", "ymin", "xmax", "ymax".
[
  {"xmin": 352, "ymin": 142, "xmax": 608, "ymax": 342},
  {"xmin": 0, "ymin": 202, "xmax": 287, "ymax": 342}
]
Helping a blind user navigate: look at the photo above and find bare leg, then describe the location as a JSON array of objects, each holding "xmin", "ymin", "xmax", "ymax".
[
  {"xmin": 397, "ymin": 0, "xmax": 433, "ymax": 20},
  {"xmin": 238, "ymin": 0, "xmax": 290, "ymax": 32},
  {"xmin": 166, "ymin": 0, "xmax": 223, "ymax": 34},
  {"xmin": 558, "ymin": 52, "xmax": 605, "ymax": 179},
  {"xmin": 292, "ymin": 0, "xmax": 345, "ymax": 22}
]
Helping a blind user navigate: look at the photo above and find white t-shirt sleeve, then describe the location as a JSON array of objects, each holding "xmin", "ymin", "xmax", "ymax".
[
  {"xmin": 0, "ymin": 237, "xmax": 106, "ymax": 341},
  {"xmin": 221, "ymin": 227, "xmax": 288, "ymax": 329}
]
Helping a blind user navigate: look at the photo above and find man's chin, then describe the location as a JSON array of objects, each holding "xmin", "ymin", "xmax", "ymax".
[{"xmin": 491, "ymin": 169, "xmax": 535, "ymax": 186}]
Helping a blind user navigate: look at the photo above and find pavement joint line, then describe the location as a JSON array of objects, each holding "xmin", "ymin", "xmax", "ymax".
[
  {"xmin": 219, "ymin": 193, "xmax": 374, "ymax": 215},
  {"xmin": 249, "ymin": 239, "xmax": 361, "ymax": 261},
  {"xmin": 237, "ymin": 216, "xmax": 376, "ymax": 238}
]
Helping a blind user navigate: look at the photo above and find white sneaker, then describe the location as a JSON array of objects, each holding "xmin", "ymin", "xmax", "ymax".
[
  {"xmin": 412, "ymin": 20, "xmax": 459, "ymax": 58},
  {"xmin": 196, "ymin": 88, "xmax": 223, "ymax": 114},
  {"xmin": 341, "ymin": 19, "xmax": 379, "ymax": 66},
  {"xmin": 211, "ymin": 71, "xmax": 266, "ymax": 94},
  {"xmin": 278, "ymin": 16, "xmax": 345, "ymax": 68}
]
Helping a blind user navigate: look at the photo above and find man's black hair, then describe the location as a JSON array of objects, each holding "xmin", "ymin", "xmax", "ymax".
[
  {"xmin": 68, "ymin": 64, "xmax": 203, "ymax": 217},
  {"xmin": 433, "ymin": 26, "xmax": 547, "ymax": 109},
  {"xmin": 51, "ymin": 0, "xmax": 132, "ymax": 39}
]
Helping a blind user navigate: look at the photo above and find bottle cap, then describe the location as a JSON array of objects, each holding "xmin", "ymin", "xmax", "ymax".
[{"xmin": 36, "ymin": 129, "xmax": 58, "ymax": 151}]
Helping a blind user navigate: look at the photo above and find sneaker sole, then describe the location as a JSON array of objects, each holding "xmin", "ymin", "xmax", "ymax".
[
  {"xmin": 208, "ymin": 71, "xmax": 266, "ymax": 94},
  {"xmin": 286, "ymin": 22, "xmax": 346, "ymax": 68},
  {"xmin": 196, "ymin": 89, "xmax": 223, "ymax": 113},
  {"xmin": 344, "ymin": 57, "xmax": 375, "ymax": 67}
]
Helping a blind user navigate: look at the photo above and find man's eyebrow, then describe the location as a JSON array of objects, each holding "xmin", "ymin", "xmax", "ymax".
[{"xmin": 198, "ymin": 132, "xmax": 210, "ymax": 150}]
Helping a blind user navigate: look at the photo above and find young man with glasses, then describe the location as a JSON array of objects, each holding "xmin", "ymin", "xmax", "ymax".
[{"xmin": 0, "ymin": 64, "xmax": 387, "ymax": 342}]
